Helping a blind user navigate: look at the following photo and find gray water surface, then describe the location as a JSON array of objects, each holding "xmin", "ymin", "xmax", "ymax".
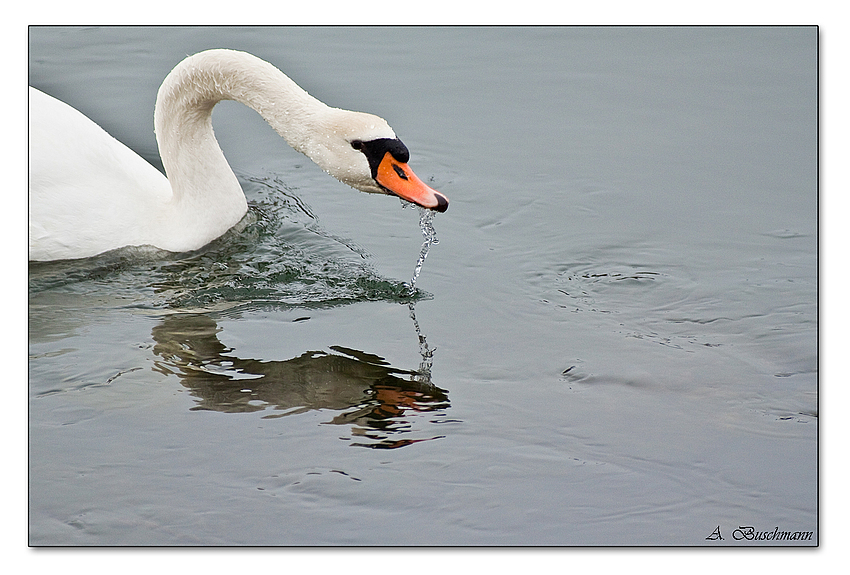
[{"xmin": 29, "ymin": 26, "xmax": 817, "ymax": 546}]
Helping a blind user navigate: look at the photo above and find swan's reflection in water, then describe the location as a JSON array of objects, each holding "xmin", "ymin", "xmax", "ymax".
[{"xmin": 151, "ymin": 310, "xmax": 450, "ymax": 449}]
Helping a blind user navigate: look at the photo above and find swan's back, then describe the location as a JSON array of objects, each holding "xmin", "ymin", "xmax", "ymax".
[{"xmin": 29, "ymin": 87, "xmax": 172, "ymax": 261}]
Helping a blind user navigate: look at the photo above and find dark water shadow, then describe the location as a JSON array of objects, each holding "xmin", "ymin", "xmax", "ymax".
[{"xmin": 150, "ymin": 311, "xmax": 451, "ymax": 449}]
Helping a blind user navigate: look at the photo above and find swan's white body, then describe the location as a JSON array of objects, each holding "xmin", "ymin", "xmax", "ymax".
[{"xmin": 29, "ymin": 49, "xmax": 447, "ymax": 262}]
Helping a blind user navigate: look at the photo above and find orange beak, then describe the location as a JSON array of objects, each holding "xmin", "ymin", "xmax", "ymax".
[{"xmin": 375, "ymin": 152, "xmax": 449, "ymax": 212}]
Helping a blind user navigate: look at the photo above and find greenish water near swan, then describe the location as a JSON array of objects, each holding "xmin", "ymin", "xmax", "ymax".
[{"xmin": 28, "ymin": 26, "xmax": 816, "ymax": 545}]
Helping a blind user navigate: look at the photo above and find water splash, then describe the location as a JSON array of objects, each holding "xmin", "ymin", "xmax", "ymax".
[{"xmin": 402, "ymin": 201, "xmax": 441, "ymax": 295}]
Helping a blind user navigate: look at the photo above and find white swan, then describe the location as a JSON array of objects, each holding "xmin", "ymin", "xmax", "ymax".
[{"xmin": 28, "ymin": 49, "xmax": 448, "ymax": 262}]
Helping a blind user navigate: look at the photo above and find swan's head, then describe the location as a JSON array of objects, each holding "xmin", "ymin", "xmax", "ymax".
[{"xmin": 312, "ymin": 109, "xmax": 449, "ymax": 212}]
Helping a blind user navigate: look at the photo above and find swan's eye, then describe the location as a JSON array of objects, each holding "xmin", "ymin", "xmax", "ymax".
[{"xmin": 350, "ymin": 140, "xmax": 362, "ymax": 150}]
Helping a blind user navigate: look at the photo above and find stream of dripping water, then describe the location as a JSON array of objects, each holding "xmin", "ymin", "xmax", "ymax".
[
  {"xmin": 398, "ymin": 200, "xmax": 441, "ymax": 382},
  {"xmin": 402, "ymin": 202, "xmax": 440, "ymax": 296}
]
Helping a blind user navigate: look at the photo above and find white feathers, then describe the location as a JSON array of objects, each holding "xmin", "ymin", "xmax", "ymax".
[{"xmin": 29, "ymin": 49, "xmax": 397, "ymax": 261}]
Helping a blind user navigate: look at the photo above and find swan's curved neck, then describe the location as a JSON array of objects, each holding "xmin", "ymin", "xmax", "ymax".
[{"xmin": 153, "ymin": 49, "xmax": 330, "ymax": 234}]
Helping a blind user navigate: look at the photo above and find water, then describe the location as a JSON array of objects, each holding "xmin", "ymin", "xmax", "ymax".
[{"xmin": 28, "ymin": 26, "xmax": 817, "ymax": 546}]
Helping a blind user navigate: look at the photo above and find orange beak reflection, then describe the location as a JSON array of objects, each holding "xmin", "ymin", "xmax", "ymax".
[{"xmin": 375, "ymin": 152, "xmax": 449, "ymax": 212}]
